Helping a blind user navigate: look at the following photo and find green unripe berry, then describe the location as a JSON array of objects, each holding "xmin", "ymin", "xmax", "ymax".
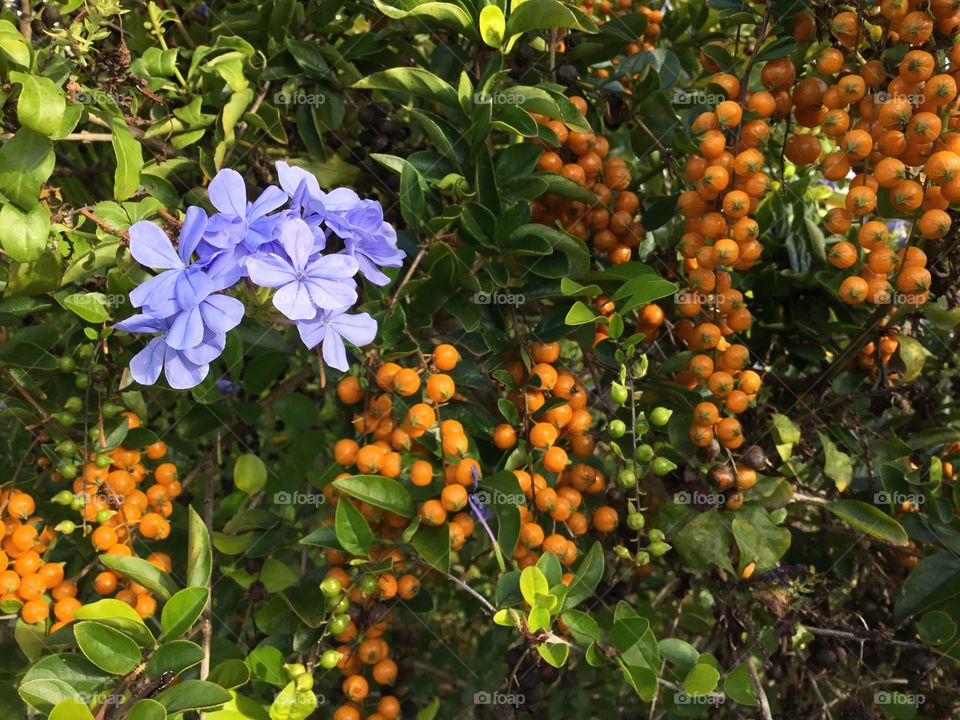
[
  {"xmin": 70, "ymin": 496, "xmax": 85, "ymax": 511},
  {"xmin": 608, "ymin": 419, "xmax": 627, "ymax": 439},
  {"xmin": 102, "ymin": 403, "xmax": 123, "ymax": 419},
  {"xmin": 648, "ymin": 529, "xmax": 665, "ymax": 542},
  {"xmin": 58, "ymin": 462, "xmax": 78, "ymax": 480},
  {"xmin": 635, "ymin": 443, "xmax": 655, "ymax": 462},
  {"xmin": 56, "ymin": 440, "xmax": 77, "ymax": 456},
  {"xmin": 617, "ymin": 469, "xmax": 637, "ymax": 489},
  {"xmin": 614, "ymin": 545, "xmax": 631, "ymax": 560},
  {"xmin": 78, "ymin": 345, "xmax": 94, "ymax": 360},
  {"xmin": 96, "ymin": 509, "xmax": 116, "ymax": 524},
  {"xmin": 651, "ymin": 457, "xmax": 676, "ymax": 477},
  {"xmin": 52, "ymin": 412, "xmax": 76, "ymax": 427},
  {"xmin": 89, "ymin": 428, "xmax": 101, "ymax": 441},
  {"xmin": 328, "ymin": 614, "xmax": 350, "ymax": 636},
  {"xmin": 635, "ymin": 550, "xmax": 650, "ymax": 565},
  {"xmin": 75, "ymin": 375, "xmax": 89, "ymax": 390},
  {"xmin": 52, "ymin": 490, "xmax": 74, "ymax": 506},
  {"xmin": 58, "ymin": 356, "xmax": 76, "ymax": 373},
  {"xmin": 650, "ymin": 406, "xmax": 673, "ymax": 427},
  {"xmin": 335, "ymin": 596, "xmax": 350, "ymax": 614},
  {"xmin": 95, "ymin": 454, "xmax": 112, "ymax": 468},
  {"xmin": 609, "ymin": 383, "xmax": 628, "ymax": 405},
  {"xmin": 648, "ymin": 541, "xmax": 671, "ymax": 557},
  {"xmin": 55, "ymin": 520, "xmax": 77, "ymax": 535},
  {"xmin": 359, "ymin": 574, "xmax": 379, "ymax": 596},
  {"xmin": 284, "ymin": 662, "xmax": 307, "ymax": 679},
  {"xmin": 295, "ymin": 673, "xmax": 314, "ymax": 691},
  {"xmin": 320, "ymin": 650, "xmax": 342, "ymax": 669},
  {"xmin": 627, "ymin": 513, "xmax": 645, "ymax": 531},
  {"xmin": 64, "ymin": 397, "xmax": 83, "ymax": 414},
  {"xmin": 320, "ymin": 577, "xmax": 342, "ymax": 597}
]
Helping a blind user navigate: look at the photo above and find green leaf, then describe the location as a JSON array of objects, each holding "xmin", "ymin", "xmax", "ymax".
[
  {"xmin": 110, "ymin": 117, "xmax": 143, "ymax": 201},
  {"xmin": 400, "ymin": 161, "xmax": 426, "ymax": 229},
  {"xmin": 50, "ymin": 700, "xmax": 96, "ymax": 720},
  {"xmin": 658, "ymin": 638, "xmax": 700, "ymax": 674},
  {"xmin": 818, "ymin": 432, "xmax": 853, "ymax": 492},
  {"xmin": 234, "ymin": 454, "xmax": 268, "ymax": 494},
  {"xmin": 208, "ymin": 659, "xmax": 251, "ymax": 690},
  {"xmin": 771, "ymin": 413, "xmax": 801, "ymax": 461},
  {"xmin": 506, "ymin": 0, "xmax": 599, "ymax": 36},
  {"xmin": 155, "ymin": 680, "xmax": 231, "ymax": 714},
  {"xmin": 0, "ymin": 202, "xmax": 49, "ymax": 262},
  {"xmin": 493, "ymin": 608, "xmax": 521, "ymax": 627},
  {"xmin": 335, "ymin": 498, "xmax": 373, "ymax": 557},
  {"xmin": 0, "ymin": 20, "xmax": 31, "ymax": 66},
  {"xmin": 411, "ymin": 522, "xmax": 450, "ymax": 572},
  {"xmin": 565, "ymin": 301, "xmax": 596, "ymax": 326},
  {"xmin": 260, "ymin": 558, "xmax": 300, "ymax": 593},
  {"xmin": 145, "ymin": 640, "xmax": 204, "ymax": 677},
  {"xmin": 731, "ymin": 506, "xmax": 792, "ymax": 572},
  {"xmin": 520, "ymin": 566, "xmax": 549, "ymax": 606},
  {"xmin": 187, "ymin": 505, "xmax": 213, "ymax": 588},
  {"xmin": 59, "ymin": 291, "xmax": 110, "ymax": 323},
  {"xmin": 722, "ymin": 663, "xmax": 758, "ymax": 706},
  {"xmin": 683, "ymin": 663, "xmax": 720, "ymax": 695},
  {"xmin": 9, "ymin": 72, "xmax": 66, "ymax": 137},
  {"xmin": 510, "ymin": 223, "xmax": 590, "ymax": 278},
  {"xmin": 561, "ymin": 609, "xmax": 600, "ymax": 643},
  {"xmin": 126, "ymin": 699, "xmax": 167, "ymax": 720},
  {"xmin": 562, "ymin": 541, "xmax": 603, "ymax": 610},
  {"xmin": 479, "ymin": 5, "xmax": 506, "ymax": 47},
  {"xmin": 333, "ymin": 474, "xmax": 415, "ymax": 517},
  {"xmin": 161, "ymin": 587, "xmax": 209, "ymax": 641},
  {"xmin": 353, "ymin": 68, "xmax": 459, "ymax": 109},
  {"xmin": 74, "ymin": 621, "xmax": 141, "ymax": 675},
  {"xmin": 478, "ymin": 471, "xmax": 525, "ymax": 558},
  {"xmin": 74, "ymin": 598, "xmax": 148, "ymax": 626},
  {"xmin": 99, "ymin": 554, "xmax": 179, "ymax": 600},
  {"xmin": 372, "ymin": 0, "xmax": 475, "ymax": 38},
  {"xmin": 537, "ymin": 642, "xmax": 570, "ymax": 668},
  {"xmin": 825, "ymin": 500, "xmax": 909, "ymax": 547},
  {"xmin": 917, "ymin": 610, "xmax": 956, "ymax": 646},
  {"xmin": 897, "ymin": 336, "xmax": 927, "ymax": 383},
  {"xmin": 0, "ymin": 129, "xmax": 55, "ymax": 209},
  {"xmin": 894, "ymin": 552, "xmax": 960, "ymax": 624}
]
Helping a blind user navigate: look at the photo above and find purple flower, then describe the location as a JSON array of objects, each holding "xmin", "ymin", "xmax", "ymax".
[
  {"xmin": 198, "ymin": 169, "xmax": 289, "ymax": 285},
  {"xmin": 165, "ymin": 292, "xmax": 244, "ymax": 351},
  {"xmin": 325, "ymin": 196, "xmax": 406, "ymax": 286},
  {"xmin": 115, "ymin": 313, "xmax": 227, "ymax": 390},
  {"xmin": 246, "ymin": 218, "xmax": 359, "ymax": 320},
  {"xmin": 296, "ymin": 306, "xmax": 378, "ymax": 371},
  {"xmin": 128, "ymin": 207, "xmax": 216, "ymax": 314}
]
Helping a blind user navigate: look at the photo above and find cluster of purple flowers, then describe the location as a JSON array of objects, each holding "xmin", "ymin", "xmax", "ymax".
[{"xmin": 116, "ymin": 162, "xmax": 405, "ymax": 389}]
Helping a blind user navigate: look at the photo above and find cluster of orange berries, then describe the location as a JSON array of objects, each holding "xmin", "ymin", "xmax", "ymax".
[
  {"xmin": 333, "ymin": 344, "xmax": 479, "ymax": 549},
  {"xmin": 492, "ymin": 341, "xmax": 624, "ymax": 569},
  {"xmin": 674, "ymin": 67, "xmax": 770, "ymax": 454},
  {"xmin": 532, "ymin": 96, "xmax": 644, "ymax": 265},
  {"xmin": 0, "ymin": 412, "xmax": 176, "ymax": 628},
  {"xmin": 856, "ymin": 329, "xmax": 901, "ymax": 380},
  {"xmin": 320, "ymin": 560, "xmax": 416, "ymax": 720},
  {"xmin": 580, "ymin": 0, "xmax": 663, "ymax": 54},
  {"xmin": 778, "ymin": 7, "xmax": 954, "ymax": 305}
]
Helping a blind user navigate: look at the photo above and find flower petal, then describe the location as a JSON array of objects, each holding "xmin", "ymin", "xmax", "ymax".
[
  {"xmin": 174, "ymin": 268, "xmax": 215, "ymax": 309},
  {"xmin": 249, "ymin": 185, "xmax": 288, "ymax": 220},
  {"xmin": 273, "ymin": 280, "xmax": 317, "ymax": 320},
  {"xmin": 308, "ymin": 253, "xmax": 359, "ymax": 279},
  {"xmin": 129, "ymin": 269, "xmax": 180, "ymax": 311},
  {"xmin": 246, "ymin": 254, "xmax": 296, "ymax": 288},
  {"xmin": 296, "ymin": 317, "xmax": 327, "ymax": 349},
  {"xmin": 166, "ymin": 305, "xmax": 205, "ymax": 350},
  {"xmin": 329, "ymin": 311, "xmax": 378, "ymax": 347},
  {"xmin": 276, "ymin": 161, "xmax": 321, "ymax": 198},
  {"xmin": 130, "ymin": 222, "xmax": 182, "ymax": 270},
  {"xmin": 129, "ymin": 337, "xmax": 166, "ymax": 385},
  {"xmin": 163, "ymin": 346, "xmax": 209, "ymax": 389},
  {"xmin": 199, "ymin": 294, "xmax": 244, "ymax": 334},
  {"xmin": 208, "ymin": 168, "xmax": 248, "ymax": 216},
  {"xmin": 115, "ymin": 313, "xmax": 168, "ymax": 334},
  {"xmin": 321, "ymin": 329, "xmax": 348, "ymax": 371},
  {"xmin": 178, "ymin": 206, "xmax": 208, "ymax": 263},
  {"xmin": 278, "ymin": 218, "xmax": 316, "ymax": 272},
  {"xmin": 304, "ymin": 277, "xmax": 357, "ymax": 311}
]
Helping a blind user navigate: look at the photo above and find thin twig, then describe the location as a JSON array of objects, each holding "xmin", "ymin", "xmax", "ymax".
[{"xmin": 747, "ymin": 656, "xmax": 773, "ymax": 720}]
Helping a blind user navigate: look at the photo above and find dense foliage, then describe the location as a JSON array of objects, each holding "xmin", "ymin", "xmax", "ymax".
[{"xmin": 1, "ymin": 0, "xmax": 960, "ymax": 718}]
